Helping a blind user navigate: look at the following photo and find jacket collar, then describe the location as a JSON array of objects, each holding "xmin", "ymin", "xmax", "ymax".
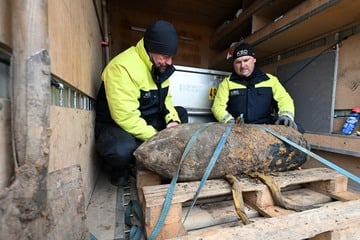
[
  {"xmin": 230, "ymin": 67, "xmax": 269, "ymax": 87},
  {"xmin": 136, "ymin": 38, "xmax": 153, "ymax": 71}
]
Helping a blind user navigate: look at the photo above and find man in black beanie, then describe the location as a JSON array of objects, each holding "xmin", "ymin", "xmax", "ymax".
[
  {"xmin": 212, "ymin": 42, "xmax": 299, "ymax": 130},
  {"xmin": 94, "ymin": 20, "xmax": 188, "ymax": 186}
]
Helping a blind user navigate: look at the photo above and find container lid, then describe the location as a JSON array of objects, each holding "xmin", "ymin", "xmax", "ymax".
[{"xmin": 352, "ymin": 107, "xmax": 360, "ymax": 113}]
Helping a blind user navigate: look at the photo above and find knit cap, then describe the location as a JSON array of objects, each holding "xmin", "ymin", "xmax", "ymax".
[
  {"xmin": 144, "ymin": 20, "xmax": 178, "ymax": 56},
  {"xmin": 232, "ymin": 43, "xmax": 255, "ymax": 61}
]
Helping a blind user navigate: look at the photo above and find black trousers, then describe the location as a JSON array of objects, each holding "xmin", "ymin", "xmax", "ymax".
[{"xmin": 95, "ymin": 106, "xmax": 188, "ymax": 171}]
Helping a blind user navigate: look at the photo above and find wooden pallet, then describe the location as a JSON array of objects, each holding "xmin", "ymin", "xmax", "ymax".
[{"xmin": 136, "ymin": 167, "xmax": 360, "ymax": 240}]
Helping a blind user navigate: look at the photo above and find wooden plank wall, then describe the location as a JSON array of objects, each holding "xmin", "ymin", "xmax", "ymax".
[
  {"xmin": 49, "ymin": 106, "xmax": 97, "ymax": 204},
  {"xmin": 0, "ymin": 0, "xmax": 11, "ymax": 48},
  {"xmin": 48, "ymin": 0, "xmax": 103, "ymax": 203},
  {"xmin": 108, "ymin": 1, "xmax": 214, "ymax": 68},
  {"xmin": 48, "ymin": 0, "xmax": 104, "ymax": 98},
  {"xmin": 0, "ymin": 0, "xmax": 101, "ymax": 228}
]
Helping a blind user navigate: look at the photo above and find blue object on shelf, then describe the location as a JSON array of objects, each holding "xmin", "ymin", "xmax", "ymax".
[{"xmin": 341, "ymin": 107, "xmax": 360, "ymax": 135}]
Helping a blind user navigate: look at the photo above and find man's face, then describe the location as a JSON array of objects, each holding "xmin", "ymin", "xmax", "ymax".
[
  {"xmin": 149, "ymin": 53, "xmax": 173, "ymax": 73},
  {"xmin": 233, "ymin": 56, "xmax": 256, "ymax": 77}
]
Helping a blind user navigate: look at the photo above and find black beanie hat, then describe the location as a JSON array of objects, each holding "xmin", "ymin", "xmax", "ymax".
[
  {"xmin": 144, "ymin": 20, "xmax": 178, "ymax": 56},
  {"xmin": 232, "ymin": 43, "xmax": 255, "ymax": 61}
]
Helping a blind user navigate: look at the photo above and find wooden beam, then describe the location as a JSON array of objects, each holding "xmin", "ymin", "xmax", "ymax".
[
  {"xmin": 180, "ymin": 200, "xmax": 360, "ymax": 240},
  {"xmin": 143, "ymin": 168, "xmax": 348, "ymax": 207},
  {"xmin": 210, "ymin": 0, "xmax": 360, "ymax": 70},
  {"xmin": 304, "ymin": 133, "xmax": 360, "ymax": 157}
]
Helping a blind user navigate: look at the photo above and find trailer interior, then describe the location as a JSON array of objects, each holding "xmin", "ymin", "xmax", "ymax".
[{"xmin": 0, "ymin": 0, "xmax": 360, "ymax": 239}]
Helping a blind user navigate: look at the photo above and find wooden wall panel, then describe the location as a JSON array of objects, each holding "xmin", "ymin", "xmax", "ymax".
[
  {"xmin": 108, "ymin": 3, "xmax": 214, "ymax": 68},
  {"xmin": 48, "ymin": 0, "xmax": 103, "ymax": 98},
  {"xmin": 49, "ymin": 106, "xmax": 98, "ymax": 204},
  {"xmin": 335, "ymin": 33, "xmax": 360, "ymax": 109},
  {"xmin": 0, "ymin": 0, "xmax": 11, "ymax": 48}
]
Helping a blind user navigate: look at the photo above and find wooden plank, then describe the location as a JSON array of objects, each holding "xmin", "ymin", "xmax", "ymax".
[
  {"xmin": 49, "ymin": 106, "xmax": 97, "ymax": 205},
  {"xmin": 136, "ymin": 167, "xmax": 161, "ymax": 208},
  {"xmin": 335, "ymin": 33, "xmax": 360, "ymax": 109},
  {"xmin": 48, "ymin": 0, "xmax": 103, "ymax": 97},
  {"xmin": 251, "ymin": 0, "xmax": 305, "ymax": 33},
  {"xmin": 303, "ymin": 152, "xmax": 360, "ymax": 195},
  {"xmin": 108, "ymin": 4, "xmax": 215, "ymax": 69},
  {"xmin": 141, "ymin": 168, "xmax": 355, "ymax": 239},
  {"xmin": 245, "ymin": 0, "xmax": 358, "ymax": 53},
  {"xmin": 210, "ymin": 0, "xmax": 360, "ymax": 70},
  {"xmin": 282, "ymin": 188, "xmax": 332, "ymax": 207},
  {"xmin": 310, "ymin": 221, "xmax": 360, "ymax": 240},
  {"xmin": 143, "ymin": 168, "xmax": 348, "ymax": 207},
  {"xmin": 252, "ymin": 15, "xmax": 272, "ymax": 33},
  {"xmin": 304, "ymin": 133, "xmax": 360, "ymax": 157},
  {"xmin": 145, "ymin": 203, "xmax": 187, "ymax": 239},
  {"xmin": 46, "ymin": 165, "xmax": 88, "ymax": 240},
  {"xmin": 244, "ymin": 187, "xmax": 334, "ymax": 218},
  {"xmin": 178, "ymin": 200, "xmax": 360, "ymax": 240},
  {"xmin": 182, "ymin": 200, "xmax": 259, "ymax": 231}
]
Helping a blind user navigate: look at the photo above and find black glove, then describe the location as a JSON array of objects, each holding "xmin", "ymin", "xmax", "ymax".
[{"xmin": 275, "ymin": 116, "xmax": 297, "ymax": 130}]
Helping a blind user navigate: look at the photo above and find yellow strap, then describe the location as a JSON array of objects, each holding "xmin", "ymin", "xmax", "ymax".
[
  {"xmin": 225, "ymin": 174, "xmax": 250, "ymax": 225},
  {"xmin": 250, "ymin": 172, "xmax": 314, "ymax": 212}
]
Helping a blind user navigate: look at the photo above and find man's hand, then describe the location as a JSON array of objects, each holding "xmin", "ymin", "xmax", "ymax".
[
  {"xmin": 166, "ymin": 121, "xmax": 179, "ymax": 128},
  {"xmin": 275, "ymin": 116, "xmax": 297, "ymax": 130}
]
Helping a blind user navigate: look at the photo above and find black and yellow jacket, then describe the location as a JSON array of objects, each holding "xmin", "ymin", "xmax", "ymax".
[
  {"xmin": 95, "ymin": 38, "xmax": 180, "ymax": 141},
  {"xmin": 212, "ymin": 67, "xmax": 294, "ymax": 124}
]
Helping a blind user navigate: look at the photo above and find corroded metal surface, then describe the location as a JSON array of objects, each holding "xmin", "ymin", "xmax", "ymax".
[{"xmin": 134, "ymin": 123, "xmax": 309, "ymax": 181}]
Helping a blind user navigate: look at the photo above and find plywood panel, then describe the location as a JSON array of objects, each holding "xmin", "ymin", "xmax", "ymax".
[
  {"xmin": 49, "ymin": 106, "xmax": 98, "ymax": 204},
  {"xmin": 108, "ymin": 2, "xmax": 213, "ymax": 68},
  {"xmin": 0, "ymin": 99, "xmax": 14, "ymax": 189},
  {"xmin": 0, "ymin": 0, "xmax": 11, "ymax": 47},
  {"xmin": 335, "ymin": 33, "xmax": 360, "ymax": 109},
  {"xmin": 48, "ymin": 0, "xmax": 103, "ymax": 98}
]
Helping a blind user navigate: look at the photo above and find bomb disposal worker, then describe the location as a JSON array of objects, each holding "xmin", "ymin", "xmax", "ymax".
[{"xmin": 212, "ymin": 42, "xmax": 297, "ymax": 130}]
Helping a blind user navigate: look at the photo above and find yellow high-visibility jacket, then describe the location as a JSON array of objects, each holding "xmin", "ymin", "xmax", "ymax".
[
  {"xmin": 100, "ymin": 38, "xmax": 180, "ymax": 141},
  {"xmin": 212, "ymin": 67, "xmax": 294, "ymax": 124}
]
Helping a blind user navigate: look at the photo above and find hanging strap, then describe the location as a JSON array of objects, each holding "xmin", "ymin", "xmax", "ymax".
[
  {"xmin": 149, "ymin": 122, "xmax": 214, "ymax": 240},
  {"xmin": 255, "ymin": 125, "xmax": 360, "ymax": 184},
  {"xmin": 182, "ymin": 121, "xmax": 234, "ymax": 225},
  {"xmin": 125, "ymin": 199, "xmax": 144, "ymax": 240},
  {"xmin": 225, "ymin": 174, "xmax": 251, "ymax": 224},
  {"xmin": 89, "ymin": 232, "xmax": 98, "ymax": 240}
]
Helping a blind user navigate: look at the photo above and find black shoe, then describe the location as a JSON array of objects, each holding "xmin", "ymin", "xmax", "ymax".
[
  {"xmin": 110, "ymin": 174, "xmax": 129, "ymax": 187},
  {"xmin": 110, "ymin": 169, "xmax": 130, "ymax": 187}
]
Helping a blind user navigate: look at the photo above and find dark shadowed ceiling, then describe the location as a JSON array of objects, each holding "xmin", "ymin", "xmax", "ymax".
[{"xmin": 113, "ymin": 0, "xmax": 243, "ymax": 28}]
